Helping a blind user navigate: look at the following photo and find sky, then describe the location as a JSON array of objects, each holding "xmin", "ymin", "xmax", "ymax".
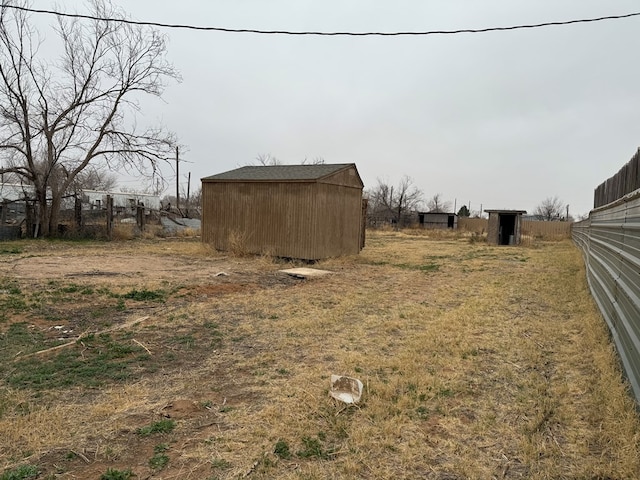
[{"xmin": 37, "ymin": 1, "xmax": 640, "ymax": 218}]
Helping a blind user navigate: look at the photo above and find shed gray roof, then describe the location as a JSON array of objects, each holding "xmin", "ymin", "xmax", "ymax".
[
  {"xmin": 484, "ymin": 209, "xmax": 527, "ymax": 214},
  {"xmin": 202, "ymin": 163, "xmax": 356, "ymax": 182},
  {"xmin": 418, "ymin": 211, "xmax": 457, "ymax": 216}
]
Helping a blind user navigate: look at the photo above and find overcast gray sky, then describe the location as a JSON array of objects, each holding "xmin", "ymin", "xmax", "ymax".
[{"xmin": 51, "ymin": 1, "xmax": 640, "ymax": 218}]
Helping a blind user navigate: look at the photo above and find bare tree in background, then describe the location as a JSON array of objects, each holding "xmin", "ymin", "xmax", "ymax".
[
  {"xmin": 301, "ymin": 156, "xmax": 325, "ymax": 165},
  {"xmin": 367, "ymin": 175, "xmax": 423, "ymax": 227},
  {"xmin": 161, "ymin": 186, "xmax": 201, "ymax": 217},
  {"xmin": 533, "ymin": 196, "xmax": 565, "ymax": 221},
  {"xmin": 426, "ymin": 193, "xmax": 452, "ymax": 213},
  {"xmin": 70, "ymin": 168, "xmax": 118, "ymax": 193},
  {"xmin": 0, "ymin": 0, "xmax": 179, "ymax": 236},
  {"xmin": 254, "ymin": 154, "xmax": 326, "ymax": 166},
  {"xmin": 255, "ymin": 153, "xmax": 282, "ymax": 166}
]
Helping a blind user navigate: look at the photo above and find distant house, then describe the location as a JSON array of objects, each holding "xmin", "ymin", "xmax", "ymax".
[
  {"xmin": 0, "ymin": 183, "xmax": 34, "ymax": 202},
  {"xmin": 0, "ymin": 184, "xmax": 160, "ymax": 215},
  {"xmin": 485, "ymin": 209, "xmax": 527, "ymax": 245},
  {"xmin": 201, "ymin": 163, "xmax": 365, "ymax": 260},
  {"xmin": 418, "ymin": 212, "xmax": 458, "ymax": 229},
  {"xmin": 81, "ymin": 190, "xmax": 160, "ymax": 213},
  {"xmin": 0, "ymin": 183, "xmax": 34, "ymax": 225}
]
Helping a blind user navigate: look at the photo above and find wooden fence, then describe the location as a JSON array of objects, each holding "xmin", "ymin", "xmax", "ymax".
[
  {"xmin": 56, "ymin": 195, "xmax": 155, "ymax": 239},
  {"xmin": 594, "ymin": 148, "xmax": 640, "ymax": 208},
  {"xmin": 521, "ymin": 220, "xmax": 572, "ymax": 241},
  {"xmin": 458, "ymin": 217, "xmax": 571, "ymax": 243},
  {"xmin": 458, "ymin": 217, "xmax": 488, "ymax": 233}
]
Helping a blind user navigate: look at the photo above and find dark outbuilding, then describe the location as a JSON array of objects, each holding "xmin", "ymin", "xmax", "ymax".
[
  {"xmin": 485, "ymin": 209, "xmax": 527, "ymax": 245},
  {"xmin": 201, "ymin": 163, "xmax": 365, "ymax": 260}
]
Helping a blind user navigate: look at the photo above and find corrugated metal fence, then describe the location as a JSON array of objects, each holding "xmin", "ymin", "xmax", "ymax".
[{"xmin": 572, "ymin": 191, "xmax": 640, "ymax": 402}]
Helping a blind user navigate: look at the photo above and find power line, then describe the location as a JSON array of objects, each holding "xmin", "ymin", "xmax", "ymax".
[{"xmin": 3, "ymin": 5, "xmax": 640, "ymax": 36}]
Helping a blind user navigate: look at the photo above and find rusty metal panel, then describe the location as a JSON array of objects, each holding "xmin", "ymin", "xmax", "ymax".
[{"xmin": 573, "ymin": 193, "xmax": 640, "ymax": 403}]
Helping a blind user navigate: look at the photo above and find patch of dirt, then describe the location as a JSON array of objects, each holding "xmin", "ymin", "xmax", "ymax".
[
  {"xmin": 4, "ymin": 254, "xmax": 239, "ymax": 285},
  {"xmin": 160, "ymin": 399, "xmax": 205, "ymax": 419},
  {"xmin": 36, "ymin": 396, "xmax": 223, "ymax": 479}
]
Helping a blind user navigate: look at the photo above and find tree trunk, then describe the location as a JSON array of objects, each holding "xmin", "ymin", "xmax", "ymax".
[
  {"xmin": 35, "ymin": 187, "xmax": 48, "ymax": 237},
  {"xmin": 48, "ymin": 193, "xmax": 63, "ymax": 237},
  {"xmin": 34, "ymin": 186, "xmax": 64, "ymax": 237}
]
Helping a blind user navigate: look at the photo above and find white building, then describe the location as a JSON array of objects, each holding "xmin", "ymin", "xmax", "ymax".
[{"xmin": 81, "ymin": 190, "xmax": 161, "ymax": 212}]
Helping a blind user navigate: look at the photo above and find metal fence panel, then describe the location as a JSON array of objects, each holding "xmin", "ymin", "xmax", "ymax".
[
  {"xmin": 573, "ymin": 192, "xmax": 640, "ymax": 402},
  {"xmin": 0, "ymin": 225, "xmax": 21, "ymax": 240}
]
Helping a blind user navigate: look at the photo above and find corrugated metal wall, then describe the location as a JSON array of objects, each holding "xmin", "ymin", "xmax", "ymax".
[
  {"xmin": 572, "ymin": 192, "xmax": 640, "ymax": 403},
  {"xmin": 201, "ymin": 180, "xmax": 362, "ymax": 260}
]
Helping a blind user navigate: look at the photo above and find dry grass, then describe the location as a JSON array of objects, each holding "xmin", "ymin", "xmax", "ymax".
[
  {"xmin": 227, "ymin": 229, "xmax": 251, "ymax": 257},
  {"xmin": 0, "ymin": 232, "xmax": 638, "ymax": 479}
]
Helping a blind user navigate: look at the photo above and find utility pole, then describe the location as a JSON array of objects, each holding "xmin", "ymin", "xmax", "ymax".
[
  {"xmin": 187, "ymin": 172, "xmax": 191, "ymax": 205},
  {"xmin": 175, "ymin": 146, "xmax": 180, "ymax": 212},
  {"xmin": 186, "ymin": 172, "xmax": 191, "ymax": 218}
]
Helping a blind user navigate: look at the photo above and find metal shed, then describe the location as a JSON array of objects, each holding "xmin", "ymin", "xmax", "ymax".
[
  {"xmin": 418, "ymin": 212, "xmax": 458, "ymax": 229},
  {"xmin": 485, "ymin": 209, "xmax": 527, "ymax": 245},
  {"xmin": 201, "ymin": 163, "xmax": 365, "ymax": 260}
]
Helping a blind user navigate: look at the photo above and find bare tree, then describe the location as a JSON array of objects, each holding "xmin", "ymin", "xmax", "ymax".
[
  {"xmin": 254, "ymin": 154, "xmax": 327, "ymax": 166},
  {"xmin": 533, "ymin": 196, "xmax": 565, "ymax": 221},
  {"xmin": 0, "ymin": 0, "xmax": 179, "ymax": 236},
  {"xmin": 367, "ymin": 175, "xmax": 422, "ymax": 227},
  {"xmin": 301, "ymin": 156, "xmax": 325, "ymax": 165},
  {"xmin": 426, "ymin": 193, "xmax": 452, "ymax": 213},
  {"xmin": 161, "ymin": 186, "xmax": 201, "ymax": 217},
  {"xmin": 70, "ymin": 168, "xmax": 118, "ymax": 192},
  {"xmin": 255, "ymin": 153, "xmax": 282, "ymax": 166}
]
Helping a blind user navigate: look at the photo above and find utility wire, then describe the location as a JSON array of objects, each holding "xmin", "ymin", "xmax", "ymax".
[{"xmin": 3, "ymin": 5, "xmax": 640, "ymax": 36}]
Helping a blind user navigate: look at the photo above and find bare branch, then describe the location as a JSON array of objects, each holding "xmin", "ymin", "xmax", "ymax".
[
  {"xmin": 254, "ymin": 153, "xmax": 282, "ymax": 166},
  {"xmin": 0, "ymin": 0, "xmax": 180, "ymax": 236},
  {"xmin": 426, "ymin": 193, "xmax": 452, "ymax": 213},
  {"xmin": 366, "ymin": 175, "xmax": 423, "ymax": 228},
  {"xmin": 533, "ymin": 196, "xmax": 565, "ymax": 221}
]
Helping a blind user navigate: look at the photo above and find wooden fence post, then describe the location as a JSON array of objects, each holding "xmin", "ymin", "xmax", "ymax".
[
  {"xmin": 25, "ymin": 202, "xmax": 34, "ymax": 238},
  {"xmin": 136, "ymin": 205, "xmax": 145, "ymax": 232},
  {"xmin": 106, "ymin": 195, "xmax": 114, "ymax": 240},
  {"xmin": 74, "ymin": 195, "xmax": 82, "ymax": 231}
]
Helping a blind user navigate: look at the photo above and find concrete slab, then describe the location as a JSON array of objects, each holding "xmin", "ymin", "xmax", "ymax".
[{"xmin": 279, "ymin": 267, "xmax": 332, "ymax": 278}]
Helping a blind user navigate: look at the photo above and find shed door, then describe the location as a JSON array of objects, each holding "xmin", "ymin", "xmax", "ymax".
[
  {"xmin": 498, "ymin": 214, "xmax": 517, "ymax": 245},
  {"xmin": 447, "ymin": 215, "xmax": 454, "ymax": 228}
]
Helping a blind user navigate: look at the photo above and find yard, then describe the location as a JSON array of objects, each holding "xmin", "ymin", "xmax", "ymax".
[{"xmin": 0, "ymin": 231, "xmax": 638, "ymax": 479}]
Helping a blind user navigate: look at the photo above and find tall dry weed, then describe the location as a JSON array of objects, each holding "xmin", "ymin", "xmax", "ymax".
[{"xmin": 227, "ymin": 229, "xmax": 251, "ymax": 256}]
